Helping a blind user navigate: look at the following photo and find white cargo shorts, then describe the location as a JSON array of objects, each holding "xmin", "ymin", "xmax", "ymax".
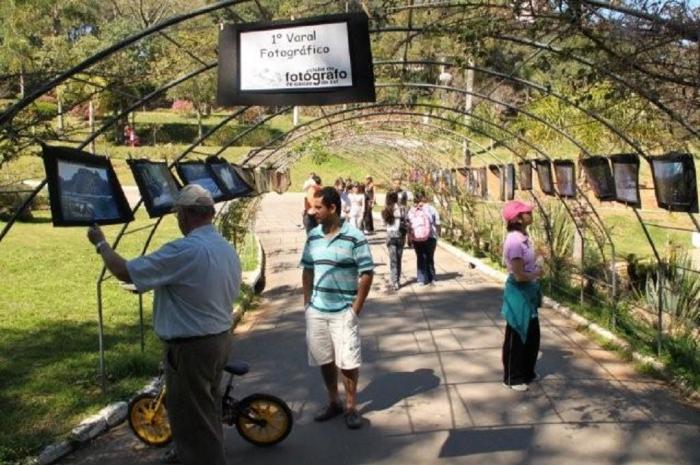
[{"xmin": 305, "ymin": 305, "xmax": 361, "ymax": 370}]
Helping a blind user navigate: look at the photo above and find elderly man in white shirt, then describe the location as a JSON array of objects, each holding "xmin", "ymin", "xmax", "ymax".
[{"xmin": 87, "ymin": 184, "xmax": 241, "ymax": 465}]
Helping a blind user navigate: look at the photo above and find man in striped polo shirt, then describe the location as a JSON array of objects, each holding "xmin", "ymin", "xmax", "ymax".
[{"xmin": 301, "ymin": 186, "xmax": 374, "ymax": 430}]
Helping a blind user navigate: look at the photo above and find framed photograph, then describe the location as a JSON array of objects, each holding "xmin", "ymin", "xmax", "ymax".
[
  {"xmin": 253, "ymin": 167, "xmax": 271, "ymax": 193},
  {"xmin": 648, "ymin": 152, "xmax": 698, "ymax": 213},
  {"xmin": 234, "ymin": 165, "xmax": 257, "ymax": 192},
  {"xmin": 41, "ymin": 145, "xmax": 133, "ymax": 227},
  {"xmin": 610, "ymin": 153, "xmax": 641, "ymax": 207},
  {"xmin": 271, "ymin": 167, "xmax": 292, "ymax": 194},
  {"xmin": 175, "ymin": 161, "xmax": 226, "ymax": 202},
  {"xmin": 477, "ymin": 167, "xmax": 488, "ymax": 199},
  {"xmin": 488, "ymin": 164, "xmax": 515, "ymax": 201},
  {"xmin": 505, "ymin": 163, "xmax": 516, "ymax": 200},
  {"xmin": 518, "ymin": 161, "xmax": 533, "ymax": 190},
  {"xmin": 206, "ymin": 156, "xmax": 255, "ymax": 199},
  {"xmin": 580, "ymin": 156, "xmax": 615, "ymax": 201},
  {"xmin": 127, "ymin": 159, "xmax": 181, "ymax": 218},
  {"xmin": 535, "ymin": 159, "xmax": 555, "ymax": 196},
  {"xmin": 553, "ymin": 160, "xmax": 576, "ymax": 198},
  {"xmin": 218, "ymin": 12, "xmax": 375, "ymax": 106}
]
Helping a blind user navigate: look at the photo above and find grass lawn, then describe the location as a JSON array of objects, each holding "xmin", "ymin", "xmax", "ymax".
[{"xmin": 0, "ymin": 209, "xmax": 259, "ymax": 463}]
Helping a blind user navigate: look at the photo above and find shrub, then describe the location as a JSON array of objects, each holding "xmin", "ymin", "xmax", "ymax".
[{"xmin": 171, "ymin": 99, "xmax": 194, "ymax": 115}]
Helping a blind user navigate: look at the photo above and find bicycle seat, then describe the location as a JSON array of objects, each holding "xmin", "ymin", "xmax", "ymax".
[{"xmin": 224, "ymin": 361, "xmax": 250, "ymax": 376}]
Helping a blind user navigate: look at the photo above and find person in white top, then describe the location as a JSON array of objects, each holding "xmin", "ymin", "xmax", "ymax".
[{"xmin": 347, "ymin": 183, "xmax": 365, "ymax": 229}]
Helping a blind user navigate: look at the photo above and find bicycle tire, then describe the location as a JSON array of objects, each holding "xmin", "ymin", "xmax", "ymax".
[
  {"xmin": 235, "ymin": 393, "xmax": 293, "ymax": 447},
  {"xmin": 128, "ymin": 392, "xmax": 172, "ymax": 447}
]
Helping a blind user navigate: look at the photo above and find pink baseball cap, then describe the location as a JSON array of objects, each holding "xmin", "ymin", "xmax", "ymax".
[{"xmin": 502, "ymin": 200, "xmax": 534, "ymax": 222}]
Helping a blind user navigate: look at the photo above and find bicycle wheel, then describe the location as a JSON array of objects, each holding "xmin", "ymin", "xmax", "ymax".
[
  {"xmin": 235, "ymin": 393, "xmax": 293, "ymax": 447},
  {"xmin": 128, "ymin": 392, "xmax": 172, "ymax": 447}
]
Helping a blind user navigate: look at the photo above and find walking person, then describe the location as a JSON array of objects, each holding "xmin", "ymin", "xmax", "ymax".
[
  {"xmin": 382, "ymin": 191, "xmax": 407, "ymax": 291},
  {"xmin": 501, "ymin": 200, "xmax": 542, "ymax": 392},
  {"xmin": 407, "ymin": 192, "xmax": 440, "ymax": 286},
  {"xmin": 303, "ymin": 174, "xmax": 322, "ymax": 233},
  {"xmin": 348, "ymin": 183, "xmax": 365, "ymax": 230},
  {"xmin": 335, "ymin": 178, "xmax": 351, "ymax": 222},
  {"xmin": 301, "ymin": 186, "xmax": 374, "ymax": 429},
  {"xmin": 363, "ymin": 175, "xmax": 375, "ymax": 234},
  {"xmin": 87, "ymin": 184, "xmax": 240, "ymax": 465}
]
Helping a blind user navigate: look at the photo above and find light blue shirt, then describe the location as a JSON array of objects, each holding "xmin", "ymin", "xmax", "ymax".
[{"xmin": 127, "ymin": 224, "xmax": 241, "ymax": 340}]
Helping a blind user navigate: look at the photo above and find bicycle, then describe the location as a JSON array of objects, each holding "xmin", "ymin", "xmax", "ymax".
[{"xmin": 128, "ymin": 360, "xmax": 293, "ymax": 447}]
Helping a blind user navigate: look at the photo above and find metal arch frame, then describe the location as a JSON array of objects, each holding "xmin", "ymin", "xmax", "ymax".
[
  {"xmin": 0, "ymin": 0, "xmax": 694, "ymax": 378},
  {"xmin": 0, "ymin": 0, "xmax": 251, "ymax": 126},
  {"xmin": 371, "ymin": 26, "xmax": 699, "ymax": 138},
  {"xmin": 244, "ymin": 100, "xmax": 615, "ymax": 279},
  {"xmin": 0, "ymin": 62, "xmax": 217, "ymax": 244},
  {"xmin": 261, "ymin": 106, "xmax": 560, "ymax": 255},
  {"xmin": 374, "ymin": 60, "xmax": 650, "ymax": 157}
]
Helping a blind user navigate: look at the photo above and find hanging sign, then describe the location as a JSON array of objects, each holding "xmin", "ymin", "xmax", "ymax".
[{"xmin": 218, "ymin": 13, "xmax": 375, "ymax": 106}]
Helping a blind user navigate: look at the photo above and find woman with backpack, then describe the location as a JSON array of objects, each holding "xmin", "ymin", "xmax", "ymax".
[
  {"xmin": 407, "ymin": 192, "xmax": 440, "ymax": 286},
  {"xmin": 381, "ymin": 191, "xmax": 407, "ymax": 291}
]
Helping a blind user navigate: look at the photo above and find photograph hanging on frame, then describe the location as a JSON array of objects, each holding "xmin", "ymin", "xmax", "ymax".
[
  {"xmin": 505, "ymin": 164, "xmax": 515, "ymax": 201},
  {"xmin": 610, "ymin": 153, "xmax": 641, "ymax": 207},
  {"xmin": 206, "ymin": 156, "xmax": 255, "ymax": 199},
  {"xmin": 647, "ymin": 152, "xmax": 698, "ymax": 213},
  {"xmin": 580, "ymin": 156, "xmax": 615, "ymax": 201},
  {"xmin": 535, "ymin": 159, "xmax": 555, "ymax": 196},
  {"xmin": 518, "ymin": 161, "xmax": 533, "ymax": 190},
  {"xmin": 127, "ymin": 159, "xmax": 181, "ymax": 218},
  {"xmin": 553, "ymin": 160, "xmax": 576, "ymax": 198},
  {"xmin": 41, "ymin": 145, "xmax": 134, "ymax": 227},
  {"xmin": 477, "ymin": 167, "xmax": 488, "ymax": 199},
  {"xmin": 271, "ymin": 167, "xmax": 292, "ymax": 194},
  {"xmin": 175, "ymin": 161, "xmax": 226, "ymax": 202}
]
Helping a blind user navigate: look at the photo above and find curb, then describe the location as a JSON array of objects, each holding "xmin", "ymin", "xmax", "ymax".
[
  {"xmin": 27, "ymin": 236, "xmax": 266, "ymax": 465},
  {"xmin": 436, "ymin": 239, "xmax": 666, "ymax": 372}
]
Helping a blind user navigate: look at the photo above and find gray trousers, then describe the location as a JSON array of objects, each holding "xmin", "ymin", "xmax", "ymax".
[
  {"xmin": 165, "ymin": 331, "xmax": 232, "ymax": 465},
  {"xmin": 387, "ymin": 238, "xmax": 404, "ymax": 285}
]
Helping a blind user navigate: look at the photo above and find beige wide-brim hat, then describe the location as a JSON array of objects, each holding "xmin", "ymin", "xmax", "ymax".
[{"xmin": 174, "ymin": 184, "xmax": 214, "ymax": 207}]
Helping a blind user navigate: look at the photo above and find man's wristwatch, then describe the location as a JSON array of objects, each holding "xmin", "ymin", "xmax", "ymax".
[{"xmin": 95, "ymin": 240, "xmax": 108, "ymax": 254}]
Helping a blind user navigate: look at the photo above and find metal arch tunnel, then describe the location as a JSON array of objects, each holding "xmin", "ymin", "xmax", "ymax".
[{"xmin": 0, "ymin": 0, "xmax": 698, "ymax": 386}]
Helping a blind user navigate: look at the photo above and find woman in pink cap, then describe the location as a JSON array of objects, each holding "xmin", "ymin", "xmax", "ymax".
[{"xmin": 501, "ymin": 200, "xmax": 542, "ymax": 392}]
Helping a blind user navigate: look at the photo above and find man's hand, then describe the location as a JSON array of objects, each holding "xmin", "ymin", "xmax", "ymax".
[{"xmin": 87, "ymin": 224, "xmax": 106, "ymax": 246}]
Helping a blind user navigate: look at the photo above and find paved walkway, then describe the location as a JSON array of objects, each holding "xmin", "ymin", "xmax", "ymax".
[{"xmin": 62, "ymin": 192, "xmax": 700, "ymax": 465}]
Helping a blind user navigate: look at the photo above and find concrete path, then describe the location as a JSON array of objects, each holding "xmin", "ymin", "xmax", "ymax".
[{"xmin": 61, "ymin": 192, "xmax": 700, "ymax": 465}]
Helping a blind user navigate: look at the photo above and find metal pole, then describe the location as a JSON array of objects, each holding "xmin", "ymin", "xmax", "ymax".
[
  {"xmin": 96, "ymin": 279, "xmax": 107, "ymax": 393},
  {"xmin": 138, "ymin": 293, "xmax": 145, "ymax": 353},
  {"xmin": 89, "ymin": 100, "xmax": 96, "ymax": 154},
  {"xmin": 632, "ymin": 208, "xmax": 664, "ymax": 355}
]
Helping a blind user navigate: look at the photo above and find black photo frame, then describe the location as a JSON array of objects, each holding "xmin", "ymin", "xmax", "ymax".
[
  {"xmin": 206, "ymin": 156, "xmax": 255, "ymax": 199},
  {"xmin": 218, "ymin": 12, "xmax": 375, "ymax": 106},
  {"xmin": 553, "ymin": 160, "xmax": 576, "ymax": 198},
  {"xmin": 253, "ymin": 167, "xmax": 271, "ymax": 193},
  {"xmin": 535, "ymin": 159, "xmax": 555, "ymax": 196},
  {"xmin": 580, "ymin": 156, "xmax": 615, "ymax": 201},
  {"xmin": 127, "ymin": 159, "xmax": 181, "ymax": 218},
  {"xmin": 610, "ymin": 153, "xmax": 641, "ymax": 207},
  {"xmin": 41, "ymin": 145, "xmax": 134, "ymax": 227},
  {"xmin": 175, "ymin": 161, "xmax": 226, "ymax": 202},
  {"xmin": 647, "ymin": 152, "xmax": 698, "ymax": 213},
  {"xmin": 505, "ymin": 163, "xmax": 516, "ymax": 200},
  {"xmin": 271, "ymin": 167, "xmax": 292, "ymax": 194},
  {"xmin": 518, "ymin": 161, "xmax": 533, "ymax": 190}
]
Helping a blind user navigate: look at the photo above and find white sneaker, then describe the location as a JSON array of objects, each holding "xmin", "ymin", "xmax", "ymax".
[{"xmin": 503, "ymin": 382, "xmax": 528, "ymax": 392}]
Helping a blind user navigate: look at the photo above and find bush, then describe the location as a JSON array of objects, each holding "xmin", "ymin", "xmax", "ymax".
[
  {"xmin": 171, "ymin": 99, "xmax": 194, "ymax": 115},
  {"xmin": 0, "ymin": 183, "xmax": 48, "ymax": 222}
]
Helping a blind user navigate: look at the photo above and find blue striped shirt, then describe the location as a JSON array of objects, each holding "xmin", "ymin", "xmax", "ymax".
[{"xmin": 300, "ymin": 221, "xmax": 374, "ymax": 312}]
